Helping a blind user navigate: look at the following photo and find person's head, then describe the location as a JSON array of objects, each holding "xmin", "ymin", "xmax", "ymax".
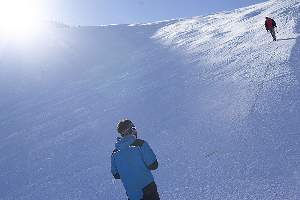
[
  {"xmin": 117, "ymin": 119, "xmax": 137, "ymax": 138},
  {"xmin": 266, "ymin": 17, "xmax": 269, "ymax": 20}
]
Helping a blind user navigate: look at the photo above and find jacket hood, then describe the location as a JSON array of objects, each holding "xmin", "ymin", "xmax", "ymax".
[{"xmin": 115, "ymin": 135, "xmax": 136, "ymax": 150}]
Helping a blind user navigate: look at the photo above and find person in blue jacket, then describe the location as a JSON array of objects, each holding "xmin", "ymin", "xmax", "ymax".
[{"xmin": 111, "ymin": 119, "xmax": 160, "ymax": 200}]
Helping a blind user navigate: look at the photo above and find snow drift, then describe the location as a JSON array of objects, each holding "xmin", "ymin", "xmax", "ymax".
[{"xmin": 0, "ymin": 0, "xmax": 299, "ymax": 199}]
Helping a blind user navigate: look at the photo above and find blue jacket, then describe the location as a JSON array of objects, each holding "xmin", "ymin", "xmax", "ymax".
[{"xmin": 111, "ymin": 135, "xmax": 158, "ymax": 200}]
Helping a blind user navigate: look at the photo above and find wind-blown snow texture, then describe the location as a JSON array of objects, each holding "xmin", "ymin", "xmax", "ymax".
[{"xmin": 0, "ymin": 0, "xmax": 299, "ymax": 199}]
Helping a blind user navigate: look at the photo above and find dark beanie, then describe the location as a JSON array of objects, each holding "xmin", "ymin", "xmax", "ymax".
[{"xmin": 117, "ymin": 119, "xmax": 134, "ymax": 135}]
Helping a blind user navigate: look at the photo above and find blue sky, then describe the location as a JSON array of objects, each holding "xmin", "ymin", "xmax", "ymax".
[{"xmin": 46, "ymin": 0, "xmax": 266, "ymax": 25}]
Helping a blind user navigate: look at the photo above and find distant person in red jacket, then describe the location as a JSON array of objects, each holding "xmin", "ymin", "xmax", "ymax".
[{"xmin": 265, "ymin": 17, "xmax": 277, "ymax": 41}]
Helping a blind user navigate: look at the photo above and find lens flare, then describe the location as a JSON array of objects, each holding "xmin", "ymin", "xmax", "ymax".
[{"xmin": 0, "ymin": 0, "xmax": 41, "ymax": 39}]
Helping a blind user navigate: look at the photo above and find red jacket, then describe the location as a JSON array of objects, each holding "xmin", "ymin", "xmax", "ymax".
[{"xmin": 265, "ymin": 18, "xmax": 277, "ymax": 30}]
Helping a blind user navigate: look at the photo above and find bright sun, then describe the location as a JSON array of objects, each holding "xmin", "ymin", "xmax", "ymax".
[{"xmin": 0, "ymin": 0, "xmax": 41, "ymax": 38}]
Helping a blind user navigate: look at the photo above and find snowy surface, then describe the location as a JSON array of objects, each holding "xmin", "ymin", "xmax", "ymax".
[{"xmin": 0, "ymin": 0, "xmax": 299, "ymax": 199}]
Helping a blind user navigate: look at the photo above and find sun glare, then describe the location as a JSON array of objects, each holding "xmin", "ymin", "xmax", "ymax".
[{"xmin": 0, "ymin": 0, "xmax": 41, "ymax": 38}]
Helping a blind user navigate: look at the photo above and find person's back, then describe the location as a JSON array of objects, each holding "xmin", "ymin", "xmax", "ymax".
[
  {"xmin": 265, "ymin": 17, "xmax": 277, "ymax": 41},
  {"xmin": 111, "ymin": 119, "xmax": 160, "ymax": 200}
]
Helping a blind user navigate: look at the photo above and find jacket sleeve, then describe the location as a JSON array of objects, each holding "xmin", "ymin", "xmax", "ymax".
[
  {"xmin": 272, "ymin": 19, "xmax": 277, "ymax": 27},
  {"xmin": 111, "ymin": 151, "xmax": 120, "ymax": 179},
  {"xmin": 140, "ymin": 141, "xmax": 158, "ymax": 170},
  {"xmin": 265, "ymin": 21, "xmax": 268, "ymax": 30}
]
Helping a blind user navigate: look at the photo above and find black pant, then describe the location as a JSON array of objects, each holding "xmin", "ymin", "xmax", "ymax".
[
  {"xmin": 142, "ymin": 182, "xmax": 160, "ymax": 200},
  {"xmin": 128, "ymin": 182, "xmax": 160, "ymax": 200},
  {"xmin": 269, "ymin": 28, "xmax": 276, "ymax": 41}
]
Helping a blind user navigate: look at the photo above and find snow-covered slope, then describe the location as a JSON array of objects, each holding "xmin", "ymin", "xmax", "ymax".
[{"xmin": 0, "ymin": 0, "xmax": 299, "ymax": 199}]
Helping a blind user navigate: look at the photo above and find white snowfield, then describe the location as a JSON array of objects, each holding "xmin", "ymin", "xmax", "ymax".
[{"xmin": 0, "ymin": 0, "xmax": 299, "ymax": 199}]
